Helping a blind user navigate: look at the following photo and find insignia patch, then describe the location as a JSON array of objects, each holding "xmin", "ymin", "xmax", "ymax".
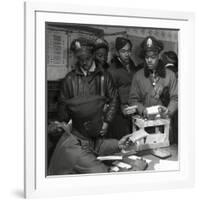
[
  {"xmin": 96, "ymin": 38, "xmax": 103, "ymax": 44},
  {"xmin": 147, "ymin": 38, "xmax": 153, "ymax": 47},
  {"xmin": 75, "ymin": 41, "xmax": 81, "ymax": 49}
]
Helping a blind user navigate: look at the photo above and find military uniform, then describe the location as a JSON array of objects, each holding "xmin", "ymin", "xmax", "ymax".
[
  {"xmin": 128, "ymin": 62, "xmax": 178, "ymax": 115},
  {"xmin": 128, "ymin": 36, "xmax": 178, "ymax": 142},
  {"xmin": 48, "ymin": 130, "xmax": 119, "ymax": 175}
]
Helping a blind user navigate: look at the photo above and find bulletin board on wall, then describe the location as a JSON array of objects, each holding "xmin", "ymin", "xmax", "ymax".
[{"xmin": 46, "ymin": 29, "xmax": 69, "ymax": 81}]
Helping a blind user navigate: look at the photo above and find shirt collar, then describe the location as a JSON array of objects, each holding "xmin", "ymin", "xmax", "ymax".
[{"xmin": 80, "ymin": 61, "xmax": 96, "ymax": 76}]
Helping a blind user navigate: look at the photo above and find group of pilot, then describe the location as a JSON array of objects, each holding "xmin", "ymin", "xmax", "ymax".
[{"xmin": 48, "ymin": 35, "xmax": 178, "ymax": 175}]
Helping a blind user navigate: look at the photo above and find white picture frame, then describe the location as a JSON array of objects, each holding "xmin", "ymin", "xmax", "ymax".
[{"xmin": 24, "ymin": 1, "xmax": 195, "ymax": 198}]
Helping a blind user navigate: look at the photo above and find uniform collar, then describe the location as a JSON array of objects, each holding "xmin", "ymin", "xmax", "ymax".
[
  {"xmin": 144, "ymin": 59, "xmax": 166, "ymax": 78},
  {"xmin": 80, "ymin": 61, "xmax": 96, "ymax": 76}
]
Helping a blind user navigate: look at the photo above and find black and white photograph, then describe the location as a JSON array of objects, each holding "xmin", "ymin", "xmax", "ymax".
[
  {"xmin": 46, "ymin": 22, "xmax": 179, "ymax": 176},
  {"xmin": 23, "ymin": 1, "xmax": 196, "ymax": 198},
  {"xmin": 1, "ymin": 0, "xmax": 199, "ymax": 198}
]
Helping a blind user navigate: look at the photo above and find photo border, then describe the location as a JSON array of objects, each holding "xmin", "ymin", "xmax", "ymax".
[{"xmin": 24, "ymin": 1, "xmax": 195, "ymax": 198}]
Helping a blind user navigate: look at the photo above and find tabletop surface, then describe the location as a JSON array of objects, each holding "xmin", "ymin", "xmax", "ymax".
[
  {"xmin": 142, "ymin": 145, "xmax": 178, "ymax": 171},
  {"xmin": 121, "ymin": 144, "xmax": 179, "ymax": 172}
]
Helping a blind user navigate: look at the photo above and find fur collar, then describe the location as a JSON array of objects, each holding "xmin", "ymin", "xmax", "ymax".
[{"xmin": 144, "ymin": 59, "xmax": 166, "ymax": 78}]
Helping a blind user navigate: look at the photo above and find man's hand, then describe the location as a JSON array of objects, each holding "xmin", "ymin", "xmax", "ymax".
[
  {"xmin": 158, "ymin": 105, "xmax": 169, "ymax": 118},
  {"xmin": 118, "ymin": 134, "xmax": 133, "ymax": 150},
  {"xmin": 48, "ymin": 121, "xmax": 72, "ymax": 135},
  {"xmin": 122, "ymin": 105, "xmax": 138, "ymax": 116},
  {"xmin": 99, "ymin": 122, "xmax": 109, "ymax": 136},
  {"xmin": 143, "ymin": 108, "xmax": 149, "ymax": 119},
  {"xmin": 48, "ymin": 121, "xmax": 64, "ymax": 134}
]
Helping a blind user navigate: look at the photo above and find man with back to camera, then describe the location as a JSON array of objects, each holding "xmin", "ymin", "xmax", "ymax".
[
  {"xmin": 48, "ymin": 37, "xmax": 132, "ymax": 175},
  {"xmin": 128, "ymin": 36, "xmax": 178, "ymax": 142}
]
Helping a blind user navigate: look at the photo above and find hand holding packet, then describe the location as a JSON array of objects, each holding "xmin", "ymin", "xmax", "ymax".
[
  {"xmin": 129, "ymin": 129, "xmax": 149, "ymax": 143},
  {"xmin": 123, "ymin": 105, "xmax": 138, "ymax": 115}
]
